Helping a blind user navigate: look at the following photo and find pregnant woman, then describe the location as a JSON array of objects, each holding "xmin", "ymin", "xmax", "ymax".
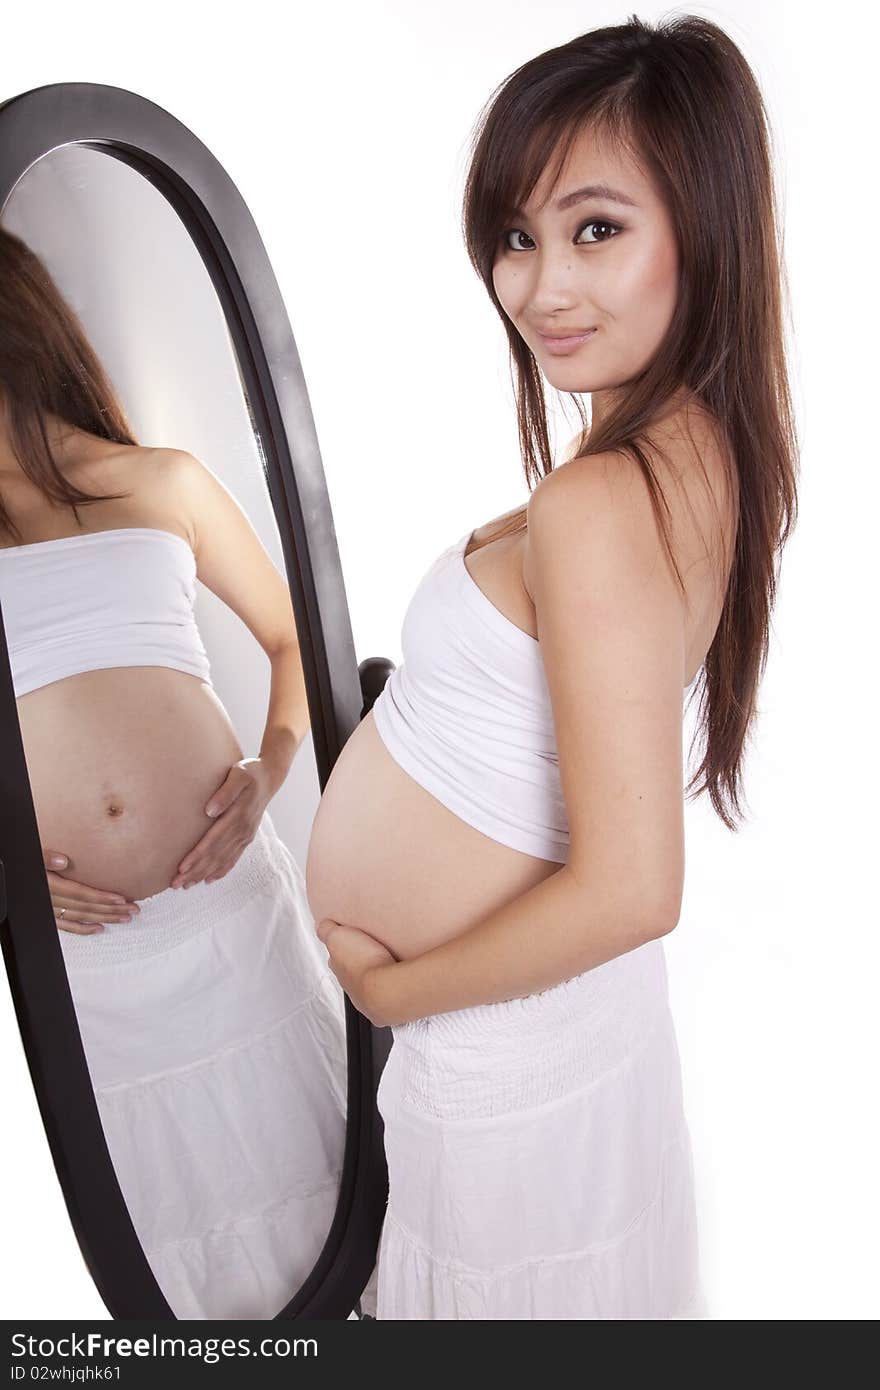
[
  {"xmin": 0, "ymin": 226, "xmax": 348, "ymax": 1319},
  {"xmin": 307, "ymin": 15, "xmax": 798, "ymax": 1319}
]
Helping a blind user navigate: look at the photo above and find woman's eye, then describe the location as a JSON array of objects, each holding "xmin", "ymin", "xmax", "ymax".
[
  {"xmin": 503, "ymin": 228, "xmax": 535, "ymax": 252},
  {"xmin": 501, "ymin": 219, "xmax": 621, "ymax": 252},
  {"xmin": 576, "ymin": 219, "xmax": 621, "ymax": 244}
]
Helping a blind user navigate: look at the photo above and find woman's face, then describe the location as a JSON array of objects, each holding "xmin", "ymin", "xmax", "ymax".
[{"xmin": 491, "ymin": 125, "xmax": 680, "ymax": 403}]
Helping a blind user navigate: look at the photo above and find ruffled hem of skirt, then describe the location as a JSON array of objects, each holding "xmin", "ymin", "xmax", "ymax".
[{"xmin": 375, "ymin": 1173, "xmax": 708, "ymax": 1321}]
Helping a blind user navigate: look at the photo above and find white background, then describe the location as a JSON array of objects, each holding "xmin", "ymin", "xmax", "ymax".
[{"xmin": 1, "ymin": 0, "xmax": 877, "ymax": 1320}]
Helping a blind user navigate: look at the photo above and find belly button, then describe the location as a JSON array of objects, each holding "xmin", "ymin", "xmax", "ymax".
[{"xmin": 106, "ymin": 803, "xmax": 125, "ymax": 818}]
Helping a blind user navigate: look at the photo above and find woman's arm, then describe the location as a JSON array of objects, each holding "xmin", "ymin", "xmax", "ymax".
[
  {"xmin": 165, "ymin": 447, "xmax": 312, "ymax": 788},
  {"xmin": 258, "ymin": 640, "xmax": 311, "ymax": 794},
  {"xmin": 359, "ymin": 450, "xmax": 692, "ymax": 1025},
  {"xmin": 367, "ymin": 860, "xmax": 674, "ymax": 1025}
]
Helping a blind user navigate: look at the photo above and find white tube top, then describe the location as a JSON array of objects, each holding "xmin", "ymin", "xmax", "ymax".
[
  {"xmin": 371, "ymin": 529, "xmax": 699, "ymax": 864},
  {"xmin": 0, "ymin": 527, "xmax": 213, "ymax": 697}
]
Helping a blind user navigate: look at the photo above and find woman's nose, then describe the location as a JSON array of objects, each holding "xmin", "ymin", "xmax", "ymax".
[{"xmin": 526, "ymin": 254, "xmax": 588, "ymax": 310}]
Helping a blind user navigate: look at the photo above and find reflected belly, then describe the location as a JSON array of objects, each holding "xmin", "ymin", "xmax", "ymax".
[
  {"xmin": 18, "ymin": 667, "xmax": 246, "ymax": 901},
  {"xmin": 305, "ymin": 709, "xmax": 561, "ymax": 961}
]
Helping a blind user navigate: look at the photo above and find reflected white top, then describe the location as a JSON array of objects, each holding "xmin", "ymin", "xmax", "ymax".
[{"xmin": 0, "ymin": 527, "xmax": 213, "ymax": 697}]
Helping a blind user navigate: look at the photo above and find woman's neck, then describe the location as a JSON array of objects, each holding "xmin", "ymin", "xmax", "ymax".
[{"xmin": 0, "ymin": 407, "xmax": 81, "ymax": 476}]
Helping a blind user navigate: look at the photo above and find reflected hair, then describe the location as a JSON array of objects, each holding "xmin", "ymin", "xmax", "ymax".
[
  {"xmin": 460, "ymin": 12, "xmax": 800, "ymax": 831},
  {"xmin": 0, "ymin": 224, "xmax": 137, "ymax": 542}
]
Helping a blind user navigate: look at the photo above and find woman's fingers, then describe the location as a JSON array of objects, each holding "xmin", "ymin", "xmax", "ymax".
[
  {"xmin": 42, "ymin": 849, "xmax": 68, "ymax": 872},
  {"xmin": 55, "ymin": 900, "xmax": 134, "ymax": 920},
  {"xmin": 55, "ymin": 916, "xmax": 105, "ymax": 935},
  {"xmin": 45, "ymin": 869, "xmax": 140, "ymax": 930},
  {"xmin": 176, "ymin": 852, "xmax": 239, "ymax": 888},
  {"xmin": 52, "ymin": 897, "xmax": 136, "ymax": 929},
  {"xmin": 44, "ymin": 867, "xmax": 134, "ymax": 907},
  {"xmin": 45, "ymin": 869, "xmax": 136, "ymax": 906}
]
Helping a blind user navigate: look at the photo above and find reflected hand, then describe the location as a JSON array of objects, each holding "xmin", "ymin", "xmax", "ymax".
[
  {"xmin": 170, "ymin": 757, "xmax": 274, "ymax": 890},
  {"xmin": 42, "ymin": 847, "xmax": 140, "ymax": 936},
  {"xmin": 316, "ymin": 918, "xmax": 398, "ymax": 1026}
]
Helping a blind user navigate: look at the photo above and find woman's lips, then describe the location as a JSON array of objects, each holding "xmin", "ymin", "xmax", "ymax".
[{"xmin": 536, "ymin": 327, "xmax": 598, "ymax": 355}]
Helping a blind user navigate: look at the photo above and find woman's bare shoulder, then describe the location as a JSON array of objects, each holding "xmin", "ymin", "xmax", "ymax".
[
  {"xmin": 68, "ymin": 438, "xmax": 196, "ymax": 545},
  {"xmin": 65, "ymin": 433, "xmax": 162, "ymax": 488}
]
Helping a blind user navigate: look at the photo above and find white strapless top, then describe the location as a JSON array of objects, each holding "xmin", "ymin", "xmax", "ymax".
[
  {"xmin": 0, "ymin": 527, "xmax": 213, "ymax": 697},
  {"xmin": 371, "ymin": 529, "xmax": 698, "ymax": 864}
]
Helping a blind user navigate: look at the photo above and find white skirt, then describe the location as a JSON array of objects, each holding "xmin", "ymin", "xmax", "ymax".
[
  {"xmin": 375, "ymin": 936, "xmax": 708, "ymax": 1320},
  {"xmin": 58, "ymin": 810, "xmax": 348, "ymax": 1320}
]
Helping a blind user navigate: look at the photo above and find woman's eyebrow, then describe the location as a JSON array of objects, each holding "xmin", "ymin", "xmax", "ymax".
[{"xmin": 514, "ymin": 183, "xmax": 639, "ymax": 215}]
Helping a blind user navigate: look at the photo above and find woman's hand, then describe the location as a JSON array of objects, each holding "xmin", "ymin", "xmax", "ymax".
[
  {"xmin": 42, "ymin": 848, "xmax": 141, "ymax": 935},
  {"xmin": 170, "ymin": 757, "xmax": 275, "ymax": 890},
  {"xmin": 316, "ymin": 919, "xmax": 399, "ymax": 1027}
]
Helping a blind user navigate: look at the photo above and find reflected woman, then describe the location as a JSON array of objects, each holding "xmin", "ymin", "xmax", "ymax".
[{"xmin": 0, "ymin": 225, "xmax": 348, "ymax": 1320}]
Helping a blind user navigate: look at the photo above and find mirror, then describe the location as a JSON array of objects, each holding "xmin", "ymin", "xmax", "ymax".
[{"xmin": 0, "ymin": 145, "xmax": 350, "ymax": 1319}]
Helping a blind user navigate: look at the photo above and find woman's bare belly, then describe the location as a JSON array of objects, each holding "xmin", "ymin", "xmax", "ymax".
[
  {"xmin": 19, "ymin": 666, "xmax": 246, "ymax": 903},
  {"xmin": 305, "ymin": 709, "xmax": 562, "ymax": 962}
]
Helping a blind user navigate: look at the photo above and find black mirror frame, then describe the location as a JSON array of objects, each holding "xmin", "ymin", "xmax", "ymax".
[{"xmin": 0, "ymin": 80, "xmax": 392, "ymax": 1320}]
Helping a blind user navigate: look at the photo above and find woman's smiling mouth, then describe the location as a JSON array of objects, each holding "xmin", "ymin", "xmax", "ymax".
[{"xmin": 536, "ymin": 327, "xmax": 598, "ymax": 354}]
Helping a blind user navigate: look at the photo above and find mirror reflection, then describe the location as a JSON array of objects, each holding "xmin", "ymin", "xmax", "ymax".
[{"xmin": 0, "ymin": 146, "xmax": 348, "ymax": 1319}]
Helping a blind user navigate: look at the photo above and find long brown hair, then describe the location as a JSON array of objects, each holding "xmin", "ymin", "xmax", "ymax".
[
  {"xmin": 461, "ymin": 13, "xmax": 800, "ymax": 832},
  {"xmin": 0, "ymin": 225, "xmax": 138, "ymax": 541}
]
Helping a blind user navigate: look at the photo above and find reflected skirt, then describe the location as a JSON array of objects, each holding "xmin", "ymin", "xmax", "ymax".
[
  {"xmin": 58, "ymin": 810, "xmax": 348, "ymax": 1320},
  {"xmin": 375, "ymin": 936, "xmax": 708, "ymax": 1320}
]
